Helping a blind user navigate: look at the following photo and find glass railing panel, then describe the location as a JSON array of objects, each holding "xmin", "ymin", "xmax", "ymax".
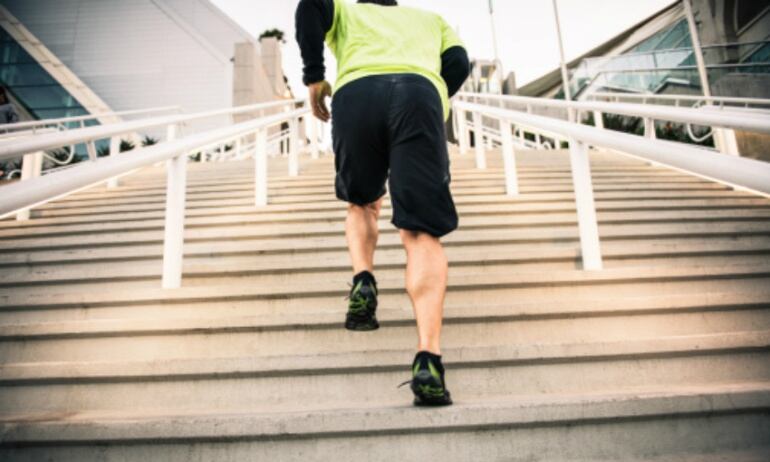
[
  {"xmin": 653, "ymin": 19, "xmax": 689, "ymax": 51},
  {"xmin": 588, "ymin": 68, "xmax": 702, "ymax": 94}
]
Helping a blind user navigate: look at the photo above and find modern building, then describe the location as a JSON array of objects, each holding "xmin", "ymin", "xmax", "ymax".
[
  {"xmin": 0, "ymin": 0, "xmax": 291, "ymax": 134},
  {"xmin": 518, "ymin": 0, "xmax": 770, "ymax": 100}
]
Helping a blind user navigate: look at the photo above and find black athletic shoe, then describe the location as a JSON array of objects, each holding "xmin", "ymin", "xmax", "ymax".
[
  {"xmin": 398, "ymin": 351, "xmax": 452, "ymax": 406},
  {"xmin": 344, "ymin": 273, "xmax": 379, "ymax": 331}
]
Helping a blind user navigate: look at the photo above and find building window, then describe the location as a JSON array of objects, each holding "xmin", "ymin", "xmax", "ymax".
[
  {"xmin": 735, "ymin": 0, "xmax": 770, "ymax": 32},
  {"xmin": 0, "ymin": 26, "xmax": 91, "ymax": 126}
]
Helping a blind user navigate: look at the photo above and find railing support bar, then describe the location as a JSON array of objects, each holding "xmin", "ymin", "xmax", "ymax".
[
  {"xmin": 457, "ymin": 108, "xmax": 468, "ymax": 155},
  {"xmin": 593, "ymin": 111, "xmax": 604, "ymax": 130},
  {"xmin": 161, "ymin": 151, "xmax": 188, "ymax": 289},
  {"xmin": 568, "ymin": 139, "xmax": 603, "ymax": 270},
  {"xmin": 288, "ymin": 118, "xmax": 299, "ymax": 176},
  {"xmin": 255, "ymin": 129, "xmax": 268, "ymax": 207},
  {"xmin": 644, "ymin": 117, "xmax": 656, "ymax": 140},
  {"xmin": 306, "ymin": 116, "xmax": 320, "ymax": 159},
  {"xmin": 86, "ymin": 140, "xmax": 97, "ymax": 161},
  {"xmin": 714, "ymin": 128, "xmax": 740, "ymax": 156},
  {"xmin": 472, "ymin": 111, "xmax": 486, "ymax": 169},
  {"xmin": 15, "ymin": 151, "xmax": 43, "ymax": 221},
  {"xmin": 500, "ymin": 120, "xmax": 519, "ymax": 196},
  {"xmin": 107, "ymin": 135, "xmax": 121, "ymax": 189}
]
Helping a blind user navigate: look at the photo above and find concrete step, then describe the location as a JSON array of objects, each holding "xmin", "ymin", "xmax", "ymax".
[
  {"xmin": 59, "ymin": 175, "xmax": 722, "ymax": 204},
  {"xmin": 1, "ymin": 293, "xmax": 767, "ymax": 364},
  {"xmin": 2, "ymin": 382, "xmax": 767, "ymax": 461},
  {"xmin": 20, "ymin": 188, "xmax": 764, "ymax": 219},
  {"xmin": 18, "ymin": 181, "xmax": 740, "ymax": 224},
  {"xmin": 40, "ymin": 176, "xmax": 728, "ymax": 209},
  {"xmin": 3, "ymin": 218, "xmax": 770, "ymax": 255},
  {"xmin": 2, "ymin": 261, "xmax": 769, "ymax": 308},
  {"xmin": 4, "ymin": 274, "xmax": 769, "ymax": 326},
  {"xmin": 1, "ymin": 331, "xmax": 768, "ymax": 416},
  {"xmin": 4, "ymin": 207, "xmax": 770, "ymax": 241},
  {"xmin": 4, "ymin": 195, "xmax": 769, "ymax": 233},
  {"xmin": 2, "ymin": 239, "xmax": 770, "ymax": 288}
]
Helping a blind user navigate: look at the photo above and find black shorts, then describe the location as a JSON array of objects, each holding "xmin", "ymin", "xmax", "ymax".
[{"xmin": 331, "ymin": 74, "xmax": 458, "ymax": 238}]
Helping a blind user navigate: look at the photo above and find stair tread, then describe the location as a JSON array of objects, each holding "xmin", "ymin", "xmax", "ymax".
[
  {"xmin": 3, "ymin": 261, "xmax": 770, "ymax": 307},
  {"xmin": 3, "ymin": 290, "xmax": 769, "ymax": 338},
  {"xmin": 1, "ymin": 381, "xmax": 768, "ymax": 442},
  {"xmin": 3, "ymin": 330, "xmax": 768, "ymax": 382}
]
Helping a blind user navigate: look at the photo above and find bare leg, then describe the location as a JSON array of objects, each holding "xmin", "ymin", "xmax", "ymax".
[
  {"xmin": 400, "ymin": 230, "xmax": 448, "ymax": 355},
  {"xmin": 345, "ymin": 198, "xmax": 383, "ymax": 275}
]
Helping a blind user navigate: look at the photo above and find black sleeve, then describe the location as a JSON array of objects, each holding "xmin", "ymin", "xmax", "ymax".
[
  {"xmin": 295, "ymin": 0, "xmax": 335, "ymax": 86},
  {"xmin": 440, "ymin": 46, "xmax": 471, "ymax": 98}
]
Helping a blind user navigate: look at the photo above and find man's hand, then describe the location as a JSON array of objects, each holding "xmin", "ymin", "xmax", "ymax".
[{"xmin": 308, "ymin": 80, "xmax": 332, "ymax": 122}]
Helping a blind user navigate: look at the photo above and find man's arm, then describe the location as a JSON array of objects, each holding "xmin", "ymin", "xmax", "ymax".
[
  {"xmin": 295, "ymin": 0, "xmax": 334, "ymax": 86},
  {"xmin": 441, "ymin": 46, "xmax": 471, "ymax": 98}
]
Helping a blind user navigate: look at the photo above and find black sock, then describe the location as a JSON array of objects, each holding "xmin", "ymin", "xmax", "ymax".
[
  {"xmin": 414, "ymin": 350, "xmax": 444, "ymax": 373},
  {"xmin": 353, "ymin": 270, "xmax": 376, "ymax": 287}
]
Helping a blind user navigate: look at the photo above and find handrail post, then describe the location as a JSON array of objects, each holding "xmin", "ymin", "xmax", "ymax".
[
  {"xmin": 86, "ymin": 140, "xmax": 97, "ymax": 161},
  {"xmin": 593, "ymin": 111, "xmax": 604, "ymax": 130},
  {"xmin": 161, "ymin": 150, "xmax": 188, "ymax": 289},
  {"xmin": 255, "ymin": 129, "xmax": 268, "ymax": 207},
  {"xmin": 288, "ymin": 117, "xmax": 299, "ymax": 176},
  {"xmin": 500, "ymin": 120, "xmax": 519, "ymax": 196},
  {"xmin": 306, "ymin": 115, "xmax": 320, "ymax": 159},
  {"xmin": 714, "ymin": 128, "xmax": 740, "ymax": 156},
  {"xmin": 457, "ymin": 108, "xmax": 468, "ymax": 155},
  {"xmin": 107, "ymin": 135, "xmax": 121, "ymax": 189},
  {"xmin": 15, "ymin": 151, "xmax": 43, "ymax": 220},
  {"xmin": 161, "ymin": 121, "xmax": 185, "ymax": 288},
  {"xmin": 644, "ymin": 117, "xmax": 656, "ymax": 139},
  {"xmin": 568, "ymin": 139, "xmax": 603, "ymax": 270},
  {"xmin": 472, "ymin": 111, "xmax": 487, "ymax": 169}
]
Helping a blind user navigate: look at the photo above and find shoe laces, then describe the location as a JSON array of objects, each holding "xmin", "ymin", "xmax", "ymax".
[{"xmin": 397, "ymin": 379, "xmax": 412, "ymax": 388}]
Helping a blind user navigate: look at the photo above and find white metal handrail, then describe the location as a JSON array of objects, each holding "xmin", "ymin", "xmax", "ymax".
[
  {"xmin": 0, "ymin": 106, "xmax": 181, "ymax": 134},
  {"xmin": 0, "ymin": 99, "xmax": 308, "ymax": 218},
  {"xmin": 588, "ymin": 92, "xmax": 770, "ymax": 109},
  {"xmin": 0, "ymin": 99, "xmax": 305, "ymax": 161},
  {"xmin": 457, "ymin": 92, "xmax": 770, "ymax": 135},
  {"xmin": 0, "ymin": 106, "xmax": 313, "ymax": 289},
  {"xmin": 453, "ymin": 100, "xmax": 770, "ymax": 271}
]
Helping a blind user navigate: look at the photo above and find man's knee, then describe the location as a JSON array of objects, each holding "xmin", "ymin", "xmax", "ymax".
[
  {"xmin": 348, "ymin": 200, "xmax": 382, "ymax": 218},
  {"xmin": 399, "ymin": 229, "xmax": 440, "ymax": 247}
]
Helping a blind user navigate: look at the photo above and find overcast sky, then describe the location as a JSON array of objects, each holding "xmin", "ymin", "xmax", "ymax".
[{"xmin": 211, "ymin": 0, "xmax": 674, "ymax": 97}]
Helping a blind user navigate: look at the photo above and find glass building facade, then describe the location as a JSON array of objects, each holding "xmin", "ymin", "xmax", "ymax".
[
  {"xmin": 0, "ymin": 27, "xmax": 94, "ymax": 128},
  {"xmin": 563, "ymin": 14, "xmax": 770, "ymax": 99}
]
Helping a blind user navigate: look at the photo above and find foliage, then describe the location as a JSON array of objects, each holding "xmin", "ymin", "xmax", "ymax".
[
  {"xmin": 259, "ymin": 28, "xmax": 285, "ymax": 43},
  {"xmin": 96, "ymin": 139, "xmax": 137, "ymax": 157},
  {"xmin": 120, "ymin": 139, "xmax": 135, "ymax": 152},
  {"xmin": 141, "ymin": 135, "xmax": 159, "ymax": 147}
]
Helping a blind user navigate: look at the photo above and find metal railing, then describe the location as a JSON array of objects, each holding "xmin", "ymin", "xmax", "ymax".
[
  {"xmin": 567, "ymin": 39, "xmax": 770, "ymax": 97},
  {"xmin": 0, "ymin": 103, "xmax": 315, "ymax": 289},
  {"xmin": 456, "ymin": 92, "xmax": 770, "ymax": 157},
  {"xmin": 0, "ymin": 99, "xmax": 311, "ymax": 217},
  {"xmin": 588, "ymin": 92, "xmax": 770, "ymax": 110},
  {"xmin": 0, "ymin": 105, "xmax": 181, "ymax": 135},
  {"xmin": 453, "ymin": 99, "xmax": 770, "ymax": 271}
]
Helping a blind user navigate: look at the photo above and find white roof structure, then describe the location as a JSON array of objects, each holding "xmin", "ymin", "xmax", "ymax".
[{"xmin": 1, "ymin": 0, "xmax": 287, "ymax": 131}]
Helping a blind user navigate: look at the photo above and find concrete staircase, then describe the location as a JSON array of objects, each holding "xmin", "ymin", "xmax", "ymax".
[{"xmin": 1, "ymin": 146, "xmax": 769, "ymax": 460}]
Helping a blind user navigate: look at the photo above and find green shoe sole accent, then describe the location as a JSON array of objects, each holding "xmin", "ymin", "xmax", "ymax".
[{"xmin": 344, "ymin": 317, "xmax": 380, "ymax": 331}]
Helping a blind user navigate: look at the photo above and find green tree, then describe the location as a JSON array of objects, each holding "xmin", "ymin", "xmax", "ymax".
[{"xmin": 259, "ymin": 28, "xmax": 285, "ymax": 43}]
